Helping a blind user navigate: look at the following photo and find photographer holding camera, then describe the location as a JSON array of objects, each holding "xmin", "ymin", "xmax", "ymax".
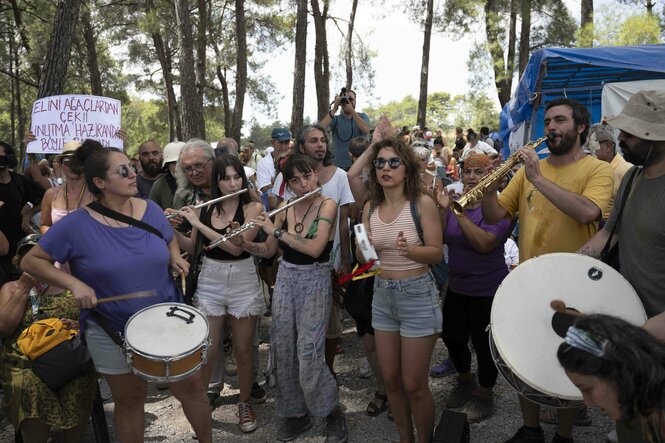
[{"xmin": 320, "ymin": 88, "xmax": 370, "ymax": 170}]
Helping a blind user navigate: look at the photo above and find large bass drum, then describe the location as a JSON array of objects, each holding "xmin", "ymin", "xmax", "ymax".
[{"xmin": 490, "ymin": 253, "xmax": 646, "ymax": 407}]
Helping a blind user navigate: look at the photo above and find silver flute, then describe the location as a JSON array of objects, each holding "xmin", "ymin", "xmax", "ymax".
[
  {"xmin": 166, "ymin": 188, "xmax": 248, "ymax": 219},
  {"xmin": 204, "ymin": 187, "xmax": 323, "ymax": 251}
]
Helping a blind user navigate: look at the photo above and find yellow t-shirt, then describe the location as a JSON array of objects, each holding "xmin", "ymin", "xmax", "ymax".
[{"xmin": 498, "ymin": 155, "xmax": 613, "ymax": 262}]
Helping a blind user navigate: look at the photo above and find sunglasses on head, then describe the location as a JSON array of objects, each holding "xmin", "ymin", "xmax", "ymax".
[
  {"xmin": 373, "ymin": 157, "xmax": 402, "ymax": 169},
  {"xmin": 109, "ymin": 164, "xmax": 134, "ymax": 178}
]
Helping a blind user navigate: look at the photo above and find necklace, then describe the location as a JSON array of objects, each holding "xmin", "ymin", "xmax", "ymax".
[
  {"xmin": 101, "ymin": 200, "xmax": 134, "ymax": 227},
  {"xmin": 64, "ymin": 182, "xmax": 87, "ymax": 211},
  {"xmin": 294, "ymin": 200, "xmax": 316, "ymax": 234}
]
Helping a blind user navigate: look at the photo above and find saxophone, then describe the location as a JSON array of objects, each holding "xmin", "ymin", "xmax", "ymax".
[{"xmin": 450, "ymin": 134, "xmax": 553, "ymax": 216}]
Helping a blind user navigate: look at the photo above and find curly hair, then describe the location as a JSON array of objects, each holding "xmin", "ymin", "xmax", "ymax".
[
  {"xmin": 557, "ymin": 314, "xmax": 665, "ymax": 424},
  {"xmin": 367, "ymin": 137, "xmax": 423, "ymax": 206}
]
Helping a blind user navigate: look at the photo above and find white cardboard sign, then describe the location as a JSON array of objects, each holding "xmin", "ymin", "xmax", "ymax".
[{"xmin": 27, "ymin": 94, "xmax": 123, "ymax": 153}]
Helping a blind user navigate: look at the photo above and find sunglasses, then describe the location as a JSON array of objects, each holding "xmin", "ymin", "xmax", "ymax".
[
  {"xmin": 109, "ymin": 164, "xmax": 134, "ymax": 178},
  {"xmin": 373, "ymin": 157, "xmax": 402, "ymax": 169}
]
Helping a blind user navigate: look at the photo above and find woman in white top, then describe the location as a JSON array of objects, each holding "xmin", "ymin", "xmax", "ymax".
[{"xmin": 358, "ymin": 137, "xmax": 443, "ymax": 443}]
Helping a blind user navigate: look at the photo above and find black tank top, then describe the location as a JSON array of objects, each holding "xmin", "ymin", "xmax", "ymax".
[
  {"xmin": 279, "ymin": 200, "xmax": 334, "ymax": 265},
  {"xmin": 203, "ymin": 202, "xmax": 251, "ymax": 260}
]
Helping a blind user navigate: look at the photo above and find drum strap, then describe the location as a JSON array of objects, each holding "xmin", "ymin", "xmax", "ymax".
[
  {"xmin": 601, "ymin": 167, "xmax": 640, "ymax": 262},
  {"xmin": 89, "ymin": 311, "xmax": 125, "ymax": 347},
  {"xmin": 88, "ymin": 201, "xmax": 164, "ymax": 240}
]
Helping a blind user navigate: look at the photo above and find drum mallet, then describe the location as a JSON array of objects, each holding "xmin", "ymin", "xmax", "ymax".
[{"xmin": 550, "ymin": 299, "xmax": 584, "ymax": 317}]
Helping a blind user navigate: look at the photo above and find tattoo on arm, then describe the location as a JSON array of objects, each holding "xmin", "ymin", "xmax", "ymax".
[
  {"xmin": 579, "ymin": 245, "xmax": 601, "ymax": 258},
  {"xmin": 243, "ymin": 242, "xmax": 267, "ymax": 255}
]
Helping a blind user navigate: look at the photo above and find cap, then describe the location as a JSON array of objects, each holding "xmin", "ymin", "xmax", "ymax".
[
  {"xmin": 605, "ymin": 90, "xmax": 665, "ymax": 141},
  {"xmin": 271, "ymin": 128, "xmax": 292, "ymax": 142}
]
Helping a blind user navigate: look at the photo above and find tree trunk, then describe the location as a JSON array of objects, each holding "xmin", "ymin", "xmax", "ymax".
[
  {"xmin": 9, "ymin": 0, "xmax": 41, "ymax": 84},
  {"xmin": 146, "ymin": 0, "xmax": 182, "ymax": 141},
  {"xmin": 175, "ymin": 0, "xmax": 205, "ymax": 140},
  {"xmin": 518, "ymin": 0, "xmax": 532, "ymax": 78},
  {"xmin": 9, "ymin": 31, "xmax": 17, "ymax": 147},
  {"xmin": 484, "ymin": 0, "xmax": 512, "ymax": 106},
  {"xmin": 38, "ymin": 0, "xmax": 83, "ymax": 98},
  {"xmin": 196, "ymin": 0, "xmax": 207, "ymax": 139},
  {"xmin": 344, "ymin": 0, "xmax": 359, "ymax": 90},
  {"xmin": 580, "ymin": 0, "xmax": 593, "ymax": 28},
  {"xmin": 230, "ymin": 0, "xmax": 247, "ymax": 144},
  {"xmin": 291, "ymin": 0, "xmax": 308, "ymax": 134},
  {"xmin": 417, "ymin": 0, "xmax": 434, "ymax": 128},
  {"xmin": 311, "ymin": 0, "xmax": 330, "ymax": 123},
  {"xmin": 81, "ymin": 1, "xmax": 103, "ymax": 96},
  {"xmin": 216, "ymin": 66, "xmax": 232, "ymax": 135}
]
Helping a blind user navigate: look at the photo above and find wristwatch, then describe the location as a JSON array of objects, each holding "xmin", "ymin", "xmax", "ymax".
[{"xmin": 273, "ymin": 228, "xmax": 284, "ymax": 239}]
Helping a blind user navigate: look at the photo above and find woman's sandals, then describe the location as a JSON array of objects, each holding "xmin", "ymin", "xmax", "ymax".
[{"xmin": 366, "ymin": 392, "xmax": 389, "ymax": 416}]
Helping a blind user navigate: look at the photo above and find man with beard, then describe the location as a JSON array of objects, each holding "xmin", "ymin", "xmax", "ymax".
[
  {"xmin": 482, "ymin": 98, "xmax": 613, "ymax": 443},
  {"xmin": 136, "ymin": 140, "xmax": 163, "ymax": 199},
  {"xmin": 149, "ymin": 141, "xmax": 185, "ymax": 210},
  {"xmin": 579, "ymin": 90, "xmax": 665, "ymax": 339}
]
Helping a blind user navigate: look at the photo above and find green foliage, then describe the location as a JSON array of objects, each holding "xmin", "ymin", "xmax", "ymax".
[
  {"xmin": 121, "ymin": 98, "xmax": 170, "ymax": 156},
  {"xmin": 575, "ymin": 6, "xmax": 663, "ymax": 47}
]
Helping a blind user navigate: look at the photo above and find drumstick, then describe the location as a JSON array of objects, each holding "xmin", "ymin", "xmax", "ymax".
[
  {"xmin": 550, "ymin": 299, "xmax": 584, "ymax": 317},
  {"xmin": 97, "ymin": 290, "xmax": 157, "ymax": 304},
  {"xmin": 181, "ymin": 273, "xmax": 186, "ymax": 297}
]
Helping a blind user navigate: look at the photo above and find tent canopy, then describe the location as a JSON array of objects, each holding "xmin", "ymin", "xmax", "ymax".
[{"xmin": 500, "ymin": 44, "xmax": 665, "ymax": 156}]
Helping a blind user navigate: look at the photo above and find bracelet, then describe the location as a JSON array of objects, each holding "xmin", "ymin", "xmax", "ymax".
[{"xmin": 329, "ymin": 110, "xmax": 334, "ymax": 119}]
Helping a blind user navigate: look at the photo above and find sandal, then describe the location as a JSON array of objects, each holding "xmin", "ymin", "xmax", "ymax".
[
  {"xmin": 540, "ymin": 406, "xmax": 592, "ymax": 427},
  {"xmin": 366, "ymin": 392, "xmax": 389, "ymax": 417}
]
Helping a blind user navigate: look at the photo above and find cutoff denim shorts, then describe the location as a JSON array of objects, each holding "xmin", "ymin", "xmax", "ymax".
[
  {"xmin": 372, "ymin": 271, "xmax": 443, "ymax": 338},
  {"xmin": 84, "ymin": 319, "xmax": 131, "ymax": 375}
]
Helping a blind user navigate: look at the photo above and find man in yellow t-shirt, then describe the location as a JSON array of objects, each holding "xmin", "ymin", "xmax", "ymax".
[{"xmin": 482, "ymin": 98, "xmax": 612, "ymax": 443}]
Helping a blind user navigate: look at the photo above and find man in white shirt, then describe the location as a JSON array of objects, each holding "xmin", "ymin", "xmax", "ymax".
[{"xmin": 256, "ymin": 127, "xmax": 291, "ymax": 210}]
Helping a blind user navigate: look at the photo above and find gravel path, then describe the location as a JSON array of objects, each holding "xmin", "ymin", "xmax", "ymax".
[{"xmin": 0, "ymin": 311, "xmax": 613, "ymax": 442}]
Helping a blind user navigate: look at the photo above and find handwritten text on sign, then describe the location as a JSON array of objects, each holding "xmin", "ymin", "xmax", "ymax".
[{"xmin": 27, "ymin": 95, "xmax": 123, "ymax": 153}]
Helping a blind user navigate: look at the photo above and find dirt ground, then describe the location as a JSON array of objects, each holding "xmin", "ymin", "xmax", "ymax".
[{"xmin": 0, "ymin": 311, "xmax": 614, "ymax": 442}]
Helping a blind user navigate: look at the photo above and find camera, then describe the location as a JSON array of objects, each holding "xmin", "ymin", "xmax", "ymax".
[{"xmin": 340, "ymin": 87, "xmax": 350, "ymax": 105}]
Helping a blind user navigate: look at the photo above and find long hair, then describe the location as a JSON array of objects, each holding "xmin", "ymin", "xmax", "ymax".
[
  {"xmin": 557, "ymin": 314, "xmax": 665, "ymax": 424},
  {"xmin": 296, "ymin": 124, "xmax": 335, "ymax": 166},
  {"xmin": 367, "ymin": 137, "xmax": 423, "ymax": 207},
  {"xmin": 209, "ymin": 155, "xmax": 254, "ymax": 215}
]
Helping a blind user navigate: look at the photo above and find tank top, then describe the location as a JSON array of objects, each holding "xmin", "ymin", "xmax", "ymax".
[
  {"xmin": 369, "ymin": 201, "xmax": 423, "ymax": 271},
  {"xmin": 203, "ymin": 201, "xmax": 251, "ymax": 261},
  {"xmin": 280, "ymin": 200, "xmax": 335, "ymax": 265}
]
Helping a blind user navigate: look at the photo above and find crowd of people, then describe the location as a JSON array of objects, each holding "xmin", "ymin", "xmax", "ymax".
[{"xmin": 0, "ymin": 87, "xmax": 664, "ymax": 443}]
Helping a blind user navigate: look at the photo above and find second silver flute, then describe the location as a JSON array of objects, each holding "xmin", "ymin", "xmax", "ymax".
[
  {"xmin": 167, "ymin": 188, "xmax": 248, "ymax": 219},
  {"xmin": 204, "ymin": 187, "xmax": 323, "ymax": 251}
]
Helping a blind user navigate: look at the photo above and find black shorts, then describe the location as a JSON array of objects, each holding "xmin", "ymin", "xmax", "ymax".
[{"xmin": 344, "ymin": 276, "xmax": 374, "ymax": 336}]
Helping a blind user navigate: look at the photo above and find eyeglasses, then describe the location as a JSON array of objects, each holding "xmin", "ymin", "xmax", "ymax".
[
  {"xmin": 183, "ymin": 158, "xmax": 211, "ymax": 175},
  {"xmin": 373, "ymin": 157, "xmax": 402, "ymax": 169},
  {"xmin": 109, "ymin": 164, "xmax": 134, "ymax": 178}
]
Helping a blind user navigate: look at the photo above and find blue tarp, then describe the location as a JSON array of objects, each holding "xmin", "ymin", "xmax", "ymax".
[{"xmin": 499, "ymin": 44, "xmax": 665, "ymax": 157}]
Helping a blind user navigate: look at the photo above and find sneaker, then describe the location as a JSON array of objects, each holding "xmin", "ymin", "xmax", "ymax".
[
  {"xmin": 504, "ymin": 426, "xmax": 545, "ymax": 443},
  {"xmin": 326, "ymin": 406, "xmax": 348, "ymax": 443},
  {"xmin": 606, "ymin": 430, "xmax": 618, "ymax": 443},
  {"xmin": 237, "ymin": 401, "xmax": 258, "ymax": 433},
  {"xmin": 277, "ymin": 414, "xmax": 312, "ymax": 442},
  {"xmin": 462, "ymin": 393, "xmax": 494, "ymax": 423},
  {"xmin": 358, "ymin": 358, "xmax": 372, "ymax": 379},
  {"xmin": 445, "ymin": 377, "xmax": 477, "ymax": 409},
  {"xmin": 250, "ymin": 382, "xmax": 267, "ymax": 403},
  {"xmin": 430, "ymin": 358, "xmax": 456, "ymax": 378}
]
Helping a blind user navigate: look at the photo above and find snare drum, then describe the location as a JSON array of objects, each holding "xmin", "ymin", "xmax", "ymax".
[
  {"xmin": 124, "ymin": 303, "xmax": 210, "ymax": 382},
  {"xmin": 490, "ymin": 253, "xmax": 646, "ymax": 407}
]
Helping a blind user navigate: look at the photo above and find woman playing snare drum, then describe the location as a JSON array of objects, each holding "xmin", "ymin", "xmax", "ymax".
[
  {"xmin": 358, "ymin": 137, "xmax": 443, "ymax": 443},
  {"xmin": 176, "ymin": 154, "xmax": 265, "ymax": 433},
  {"xmin": 22, "ymin": 140, "xmax": 212, "ymax": 443},
  {"xmin": 435, "ymin": 153, "xmax": 512, "ymax": 423}
]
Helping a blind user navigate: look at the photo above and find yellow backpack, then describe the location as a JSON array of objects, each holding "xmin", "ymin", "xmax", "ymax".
[{"xmin": 17, "ymin": 318, "xmax": 79, "ymax": 360}]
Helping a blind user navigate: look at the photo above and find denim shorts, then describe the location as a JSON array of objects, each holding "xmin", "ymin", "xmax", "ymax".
[
  {"xmin": 84, "ymin": 319, "xmax": 131, "ymax": 375},
  {"xmin": 372, "ymin": 272, "xmax": 443, "ymax": 338}
]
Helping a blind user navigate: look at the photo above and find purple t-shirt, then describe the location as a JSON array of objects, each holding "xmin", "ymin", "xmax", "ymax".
[
  {"xmin": 40, "ymin": 200, "xmax": 179, "ymax": 334},
  {"xmin": 445, "ymin": 206, "xmax": 511, "ymax": 297}
]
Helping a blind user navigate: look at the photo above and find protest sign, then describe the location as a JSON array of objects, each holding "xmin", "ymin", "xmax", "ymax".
[{"xmin": 27, "ymin": 95, "xmax": 123, "ymax": 153}]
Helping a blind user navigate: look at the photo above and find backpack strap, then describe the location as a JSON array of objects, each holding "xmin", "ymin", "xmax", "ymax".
[
  {"xmin": 410, "ymin": 199, "xmax": 424, "ymax": 244},
  {"xmin": 600, "ymin": 166, "xmax": 640, "ymax": 258}
]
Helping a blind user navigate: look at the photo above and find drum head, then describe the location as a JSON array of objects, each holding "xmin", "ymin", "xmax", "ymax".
[
  {"xmin": 491, "ymin": 253, "xmax": 646, "ymax": 401},
  {"xmin": 125, "ymin": 303, "xmax": 208, "ymax": 358}
]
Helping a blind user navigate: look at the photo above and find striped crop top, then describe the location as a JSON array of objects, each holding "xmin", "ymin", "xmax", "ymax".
[{"xmin": 369, "ymin": 201, "xmax": 424, "ymax": 271}]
